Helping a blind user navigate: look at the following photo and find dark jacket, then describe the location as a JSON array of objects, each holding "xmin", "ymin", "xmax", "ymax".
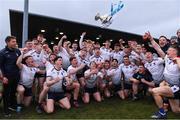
[{"xmin": 0, "ymin": 46, "xmax": 21, "ymax": 77}]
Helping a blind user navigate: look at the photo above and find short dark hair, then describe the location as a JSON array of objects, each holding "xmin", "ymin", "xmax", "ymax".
[
  {"xmin": 54, "ymin": 56, "xmax": 62, "ymax": 63},
  {"xmin": 49, "ymin": 53, "xmax": 57, "ymax": 59},
  {"xmin": 169, "ymin": 44, "xmax": 180, "ymax": 56},
  {"xmin": 138, "ymin": 63, "xmax": 144, "ymax": 67},
  {"xmin": 89, "ymin": 61, "xmax": 97, "ymax": 67},
  {"xmin": 123, "ymin": 55, "xmax": 129, "ymax": 59},
  {"xmin": 22, "ymin": 56, "xmax": 32, "ymax": 65},
  {"xmin": 25, "ymin": 39, "xmax": 32, "ymax": 44},
  {"xmin": 114, "ymin": 43, "xmax": 120, "ymax": 47},
  {"xmin": 112, "ymin": 59, "xmax": 118, "ymax": 63},
  {"xmin": 159, "ymin": 36, "xmax": 167, "ymax": 40},
  {"xmin": 5, "ymin": 36, "xmax": 16, "ymax": 43},
  {"xmin": 146, "ymin": 51, "xmax": 152, "ymax": 54},
  {"xmin": 69, "ymin": 56, "xmax": 77, "ymax": 62},
  {"xmin": 104, "ymin": 60, "xmax": 110, "ymax": 63}
]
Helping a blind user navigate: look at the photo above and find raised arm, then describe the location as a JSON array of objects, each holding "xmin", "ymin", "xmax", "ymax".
[
  {"xmin": 65, "ymin": 41, "xmax": 74, "ymax": 57},
  {"xmin": 16, "ymin": 48, "xmax": 28, "ymax": 69},
  {"xmin": 79, "ymin": 32, "xmax": 86, "ymax": 49},
  {"xmin": 119, "ymin": 39, "xmax": 125, "ymax": 50},
  {"xmin": 16, "ymin": 54, "xmax": 24, "ymax": 69},
  {"xmin": 144, "ymin": 31, "xmax": 166, "ymax": 58},
  {"xmin": 58, "ymin": 35, "xmax": 67, "ymax": 51}
]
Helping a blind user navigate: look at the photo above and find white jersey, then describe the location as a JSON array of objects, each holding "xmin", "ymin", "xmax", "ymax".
[
  {"xmin": 89, "ymin": 55, "xmax": 104, "ymax": 63},
  {"xmin": 58, "ymin": 47, "xmax": 70, "ymax": 70},
  {"xmin": 73, "ymin": 50, "xmax": 79, "ymax": 56},
  {"xmin": 100, "ymin": 68, "xmax": 109, "ymax": 82},
  {"xmin": 100, "ymin": 47, "xmax": 112, "ymax": 61},
  {"xmin": 139, "ymin": 53, "xmax": 146, "ymax": 63},
  {"xmin": 42, "ymin": 51, "xmax": 50, "ymax": 60},
  {"xmin": 46, "ymin": 67, "xmax": 67, "ymax": 92},
  {"xmin": 75, "ymin": 54, "xmax": 90, "ymax": 66},
  {"xmin": 111, "ymin": 51, "xmax": 124, "ymax": 64},
  {"xmin": 163, "ymin": 55, "xmax": 180, "ymax": 86},
  {"xmin": 129, "ymin": 51, "xmax": 141, "ymax": 64},
  {"xmin": 45, "ymin": 61, "xmax": 54, "ymax": 71},
  {"xmin": 144, "ymin": 58, "xmax": 164, "ymax": 84},
  {"xmin": 120, "ymin": 63, "xmax": 138, "ymax": 83},
  {"xmin": 67, "ymin": 65, "xmax": 78, "ymax": 81},
  {"xmin": 86, "ymin": 51, "xmax": 92, "ymax": 61},
  {"xmin": 24, "ymin": 49, "xmax": 35, "ymax": 57},
  {"xmin": 122, "ymin": 51, "xmax": 140, "ymax": 64},
  {"xmin": 30, "ymin": 51, "xmax": 45, "ymax": 69},
  {"xmin": 19, "ymin": 64, "xmax": 39, "ymax": 88},
  {"xmin": 101, "ymin": 68, "xmax": 110, "ymax": 77},
  {"xmin": 84, "ymin": 69, "xmax": 103, "ymax": 88},
  {"xmin": 107, "ymin": 66, "xmax": 122, "ymax": 85}
]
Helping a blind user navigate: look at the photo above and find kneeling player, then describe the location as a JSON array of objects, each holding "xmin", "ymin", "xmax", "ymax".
[
  {"xmin": 66, "ymin": 57, "xmax": 86, "ymax": 107},
  {"xmin": 36, "ymin": 53, "xmax": 57, "ymax": 113},
  {"xmin": 108, "ymin": 59, "xmax": 124, "ymax": 99},
  {"xmin": 120, "ymin": 56, "xmax": 138, "ymax": 99},
  {"xmin": 143, "ymin": 32, "xmax": 180, "ymax": 119},
  {"xmin": 16, "ymin": 54, "xmax": 45, "ymax": 112},
  {"xmin": 100, "ymin": 60, "xmax": 111, "ymax": 98},
  {"xmin": 43, "ymin": 57, "xmax": 71, "ymax": 113},
  {"xmin": 83, "ymin": 62, "xmax": 103, "ymax": 103}
]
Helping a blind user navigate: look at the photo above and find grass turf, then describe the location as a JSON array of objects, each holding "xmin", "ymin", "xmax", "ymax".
[{"xmin": 0, "ymin": 96, "xmax": 180, "ymax": 119}]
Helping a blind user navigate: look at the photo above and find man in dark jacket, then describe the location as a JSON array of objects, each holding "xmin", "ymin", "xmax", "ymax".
[{"xmin": 0, "ymin": 36, "xmax": 21, "ymax": 117}]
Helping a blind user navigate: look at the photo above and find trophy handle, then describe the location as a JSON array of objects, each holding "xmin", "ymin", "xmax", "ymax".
[{"xmin": 95, "ymin": 13, "xmax": 100, "ymax": 21}]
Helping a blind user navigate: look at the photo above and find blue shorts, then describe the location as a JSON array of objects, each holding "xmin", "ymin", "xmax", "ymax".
[
  {"xmin": 124, "ymin": 83, "xmax": 132, "ymax": 90},
  {"xmin": 168, "ymin": 85, "xmax": 180, "ymax": 99},
  {"xmin": 19, "ymin": 84, "xmax": 32, "ymax": 97},
  {"xmin": 84, "ymin": 87, "xmax": 98, "ymax": 94},
  {"xmin": 113, "ymin": 84, "xmax": 122, "ymax": 92},
  {"xmin": 47, "ymin": 92, "xmax": 66, "ymax": 101},
  {"xmin": 35, "ymin": 72, "xmax": 46, "ymax": 78},
  {"xmin": 173, "ymin": 90, "xmax": 180, "ymax": 99}
]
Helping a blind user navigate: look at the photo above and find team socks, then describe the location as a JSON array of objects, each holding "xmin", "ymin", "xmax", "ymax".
[{"xmin": 159, "ymin": 108, "xmax": 166, "ymax": 115}]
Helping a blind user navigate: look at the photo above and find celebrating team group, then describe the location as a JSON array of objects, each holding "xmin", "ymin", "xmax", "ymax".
[{"xmin": 0, "ymin": 29, "xmax": 180, "ymax": 119}]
